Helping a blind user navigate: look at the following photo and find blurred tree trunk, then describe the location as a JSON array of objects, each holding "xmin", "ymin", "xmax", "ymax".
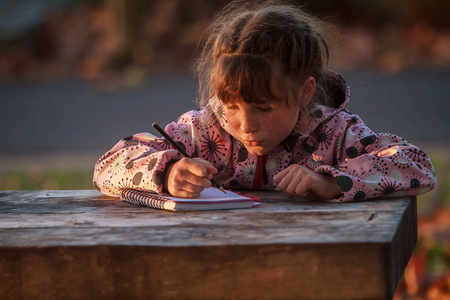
[{"xmin": 106, "ymin": 0, "xmax": 149, "ymax": 69}]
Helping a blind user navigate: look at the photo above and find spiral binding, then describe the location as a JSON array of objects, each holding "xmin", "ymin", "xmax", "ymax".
[{"xmin": 120, "ymin": 188, "xmax": 173, "ymax": 210}]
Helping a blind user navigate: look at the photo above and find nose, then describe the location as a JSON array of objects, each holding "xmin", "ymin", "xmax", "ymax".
[{"xmin": 239, "ymin": 109, "xmax": 259, "ymax": 133}]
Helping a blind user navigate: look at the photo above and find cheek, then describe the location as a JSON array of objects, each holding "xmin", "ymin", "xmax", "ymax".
[
  {"xmin": 224, "ymin": 112, "xmax": 238, "ymax": 128},
  {"xmin": 270, "ymin": 111, "xmax": 298, "ymax": 135},
  {"xmin": 222, "ymin": 111, "xmax": 242, "ymax": 135}
]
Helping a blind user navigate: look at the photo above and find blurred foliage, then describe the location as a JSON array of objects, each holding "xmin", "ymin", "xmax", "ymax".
[
  {"xmin": 0, "ymin": 168, "xmax": 93, "ymax": 190},
  {"xmin": 303, "ymin": 0, "xmax": 450, "ymax": 27},
  {"xmin": 0, "ymin": 0, "xmax": 449, "ymax": 85},
  {"xmin": 395, "ymin": 208, "xmax": 450, "ymax": 299}
]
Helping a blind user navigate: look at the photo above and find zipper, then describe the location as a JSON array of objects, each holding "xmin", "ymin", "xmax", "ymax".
[{"xmin": 253, "ymin": 155, "xmax": 268, "ymax": 190}]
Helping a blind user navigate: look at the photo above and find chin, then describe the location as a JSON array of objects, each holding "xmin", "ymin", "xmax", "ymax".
[{"xmin": 246, "ymin": 147, "xmax": 271, "ymax": 156}]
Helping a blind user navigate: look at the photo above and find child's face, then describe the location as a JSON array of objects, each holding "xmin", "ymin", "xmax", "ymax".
[{"xmin": 223, "ymin": 99, "xmax": 300, "ymax": 156}]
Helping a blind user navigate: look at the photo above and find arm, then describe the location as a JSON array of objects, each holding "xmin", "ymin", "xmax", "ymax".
[
  {"xmin": 93, "ymin": 131, "xmax": 184, "ymax": 197},
  {"xmin": 93, "ymin": 109, "xmax": 229, "ymax": 197},
  {"xmin": 314, "ymin": 115, "xmax": 436, "ymax": 202},
  {"xmin": 275, "ymin": 112, "xmax": 436, "ymax": 202}
]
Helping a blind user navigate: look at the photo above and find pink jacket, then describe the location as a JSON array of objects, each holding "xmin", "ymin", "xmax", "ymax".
[{"xmin": 93, "ymin": 76, "xmax": 436, "ymax": 202}]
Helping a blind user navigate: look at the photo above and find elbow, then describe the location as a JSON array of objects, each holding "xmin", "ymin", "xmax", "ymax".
[{"xmin": 92, "ymin": 160, "xmax": 120, "ymax": 197}]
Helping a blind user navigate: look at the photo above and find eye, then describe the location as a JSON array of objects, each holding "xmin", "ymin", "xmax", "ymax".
[
  {"xmin": 225, "ymin": 104, "xmax": 238, "ymax": 111},
  {"xmin": 257, "ymin": 104, "xmax": 277, "ymax": 112}
]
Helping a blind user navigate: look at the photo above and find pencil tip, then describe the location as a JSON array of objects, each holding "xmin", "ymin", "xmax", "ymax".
[{"xmin": 219, "ymin": 187, "xmax": 227, "ymax": 194}]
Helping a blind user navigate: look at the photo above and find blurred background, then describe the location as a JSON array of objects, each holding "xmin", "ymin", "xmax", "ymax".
[{"xmin": 0, "ymin": 0, "xmax": 449, "ymax": 298}]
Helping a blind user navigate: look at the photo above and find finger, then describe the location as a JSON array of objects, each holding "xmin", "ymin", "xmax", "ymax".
[
  {"xmin": 273, "ymin": 165, "xmax": 294, "ymax": 183},
  {"xmin": 193, "ymin": 158, "xmax": 218, "ymax": 175},
  {"xmin": 170, "ymin": 189, "xmax": 202, "ymax": 199},
  {"xmin": 276, "ymin": 171, "xmax": 296, "ymax": 198},
  {"xmin": 171, "ymin": 173, "xmax": 212, "ymax": 191},
  {"xmin": 183, "ymin": 164, "xmax": 213, "ymax": 187},
  {"xmin": 184, "ymin": 158, "xmax": 211, "ymax": 178},
  {"xmin": 275, "ymin": 173, "xmax": 292, "ymax": 194},
  {"xmin": 181, "ymin": 183, "xmax": 206, "ymax": 195},
  {"xmin": 167, "ymin": 159, "xmax": 211, "ymax": 197},
  {"xmin": 284, "ymin": 174, "xmax": 303, "ymax": 198},
  {"xmin": 192, "ymin": 157, "xmax": 213, "ymax": 167},
  {"xmin": 276, "ymin": 165, "xmax": 310, "ymax": 198},
  {"xmin": 293, "ymin": 175, "xmax": 312, "ymax": 198},
  {"xmin": 295, "ymin": 174, "xmax": 323, "ymax": 199},
  {"xmin": 168, "ymin": 176, "xmax": 209, "ymax": 196},
  {"xmin": 275, "ymin": 165, "xmax": 299, "ymax": 190},
  {"xmin": 171, "ymin": 158, "xmax": 210, "ymax": 179},
  {"xmin": 205, "ymin": 165, "xmax": 218, "ymax": 175}
]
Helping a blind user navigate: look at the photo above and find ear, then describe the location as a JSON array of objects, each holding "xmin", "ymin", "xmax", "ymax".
[{"xmin": 299, "ymin": 76, "xmax": 316, "ymax": 108}]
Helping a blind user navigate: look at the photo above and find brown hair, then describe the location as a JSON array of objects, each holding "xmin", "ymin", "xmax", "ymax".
[{"xmin": 195, "ymin": 0, "xmax": 337, "ymax": 111}]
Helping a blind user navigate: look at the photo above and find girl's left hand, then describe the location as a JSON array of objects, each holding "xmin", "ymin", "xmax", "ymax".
[{"xmin": 273, "ymin": 164, "xmax": 342, "ymax": 200}]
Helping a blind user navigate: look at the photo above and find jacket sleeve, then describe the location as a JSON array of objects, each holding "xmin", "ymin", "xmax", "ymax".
[
  {"xmin": 315, "ymin": 114, "xmax": 436, "ymax": 202},
  {"xmin": 93, "ymin": 110, "xmax": 207, "ymax": 197}
]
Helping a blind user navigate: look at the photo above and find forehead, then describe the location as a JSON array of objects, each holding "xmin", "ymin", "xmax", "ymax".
[
  {"xmin": 224, "ymin": 96, "xmax": 300, "ymax": 114},
  {"xmin": 219, "ymin": 78, "xmax": 298, "ymax": 108},
  {"xmin": 225, "ymin": 98, "xmax": 274, "ymax": 107},
  {"xmin": 213, "ymin": 55, "xmax": 297, "ymax": 105}
]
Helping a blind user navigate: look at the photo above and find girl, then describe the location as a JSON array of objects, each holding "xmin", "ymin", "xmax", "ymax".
[{"xmin": 93, "ymin": 0, "xmax": 436, "ymax": 202}]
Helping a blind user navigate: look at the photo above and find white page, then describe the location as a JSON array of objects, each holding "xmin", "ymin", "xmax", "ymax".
[{"xmin": 163, "ymin": 187, "xmax": 251, "ymax": 203}]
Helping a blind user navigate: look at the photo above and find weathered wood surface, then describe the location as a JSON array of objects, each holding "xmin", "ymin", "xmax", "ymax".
[{"xmin": 0, "ymin": 190, "xmax": 417, "ymax": 300}]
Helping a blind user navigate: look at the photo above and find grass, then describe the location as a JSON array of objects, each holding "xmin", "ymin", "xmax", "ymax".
[
  {"xmin": 416, "ymin": 148, "xmax": 450, "ymax": 215},
  {"xmin": 0, "ymin": 168, "xmax": 94, "ymax": 191}
]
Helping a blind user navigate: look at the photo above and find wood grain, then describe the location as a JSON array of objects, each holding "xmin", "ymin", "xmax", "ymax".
[{"xmin": 0, "ymin": 190, "xmax": 417, "ymax": 299}]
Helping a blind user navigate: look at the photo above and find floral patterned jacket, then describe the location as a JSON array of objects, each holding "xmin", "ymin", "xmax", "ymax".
[{"xmin": 93, "ymin": 75, "xmax": 436, "ymax": 202}]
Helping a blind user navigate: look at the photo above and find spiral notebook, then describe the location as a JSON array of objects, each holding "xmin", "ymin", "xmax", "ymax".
[{"xmin": 119, "ymin": 187, "xmax": 258, "ymax": 211}]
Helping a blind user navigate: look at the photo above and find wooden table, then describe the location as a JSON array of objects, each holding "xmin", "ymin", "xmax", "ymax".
[{"xmin": 0, "ymin": 190, "xmax": 417, "ymax": 300}]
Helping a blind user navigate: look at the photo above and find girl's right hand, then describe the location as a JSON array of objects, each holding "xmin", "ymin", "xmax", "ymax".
[{"xmin": 165, "ymin": 157, "xmax": 218, "ymax": 198}]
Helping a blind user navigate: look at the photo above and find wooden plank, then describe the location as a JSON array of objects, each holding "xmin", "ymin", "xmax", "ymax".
[
  {"xmin": 386, "ymin": 197, "xmax": 418, "ymax": 297},
  {"xmin": 0, "ymin": 244, "xmax": 387, "ymax": 300},
  {"xmin": 0, "ymin": 190, "xmax": 417, "ymax": 299},
  {"xmin": 0, "ymin": 190, "xmax": 408, "ymax": 246},
  {"xmin": 0, "ymin": 209, "xmax": 404, "ymax": 246}
]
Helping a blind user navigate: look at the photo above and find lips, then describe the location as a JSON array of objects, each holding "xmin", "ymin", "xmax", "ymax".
[{"xmin": 243, "ymin": 140, "xmax": 261, "ymax": 146}]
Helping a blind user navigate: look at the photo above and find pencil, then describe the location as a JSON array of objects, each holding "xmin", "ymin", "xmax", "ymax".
[{"xmin": 152, "ymin": 122, "xmax": 226, "ymax": 194}]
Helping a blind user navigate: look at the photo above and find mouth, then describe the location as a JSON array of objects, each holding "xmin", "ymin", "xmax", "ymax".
[{"xmin": 243, "ymin": 140, "xmax": 262, "ymax": 147}]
